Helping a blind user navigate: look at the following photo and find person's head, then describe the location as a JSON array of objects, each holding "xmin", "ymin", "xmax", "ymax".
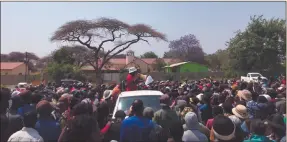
[
  {"xmin": 23, "ymin": 111, "xmax": 38, "ymax": 128},
  {"xmin": 184, "ymin": 112, "xmax": 199, "ymax": 129},
  {"xmin": 176, "ymin": 100, "xmax": 187, "ymax": 111},
  {"xmin": 36, "ymin": 100, "xmax": 53, "ymax": 118},
  {"xmin": 218, "ymin": 93, "xmax": 227, "ymax": 104},
  {"xmin": 128, "ymin": 67, "xmax": 138, "ymax": 76},
  {"xmin": 210, "ymin": 95, "xmax": 220, "ymax": 106},
  {"xmin": 276, "ymin": 93, "xmax": 285, "ymax": 99},
  {"xmin": 237, "ymin": 90, "xmax": 252, "ymax": 102},
  {"xmin": 0, "ymin": 87, "xmax": 11, "ymax": 114},
  {"xmin": 250, "ymin": 119, "xmax": 267, "ymax": 136},
  {"xmin": 72, "ymin": 102, "xmax": 93, "ymax": 116},
  {"xmin": 159, "ymin": 94, "xmax": 171, "ymax": 108},
  {"xmin": 222, "ymin": 102, "xmax": 233, "ymax": 115},
  {"xmin": 254, "ymin": 103, "xmax": 269, "ymax": 120},
  {"xmin": 257, "ymin": 96, "xmax": 268, "ymax": 103},
  {"xmin": 10, "ymin": 95, "xmax": 23, "ymax": 111},
  {"xmin": 251, "ymin": 91, "xmax": 259, "ymax": 101},
  {"xmin": 212, "ymin": 115, "xmax": 236, "ymax": 141},
  {"xmin": 31, "ymin": 91, "xmax": 43, "ymax": 104},
  {"xmin": 212, "ymin": 106, "xmax": 224, "ymax": 117},
  {"xmin": 18, "ymin": 90, "xmax": 32, "ymax": 104},
  {"xmin": 232, "ymin": 104, "xmax": 248, "ymax": 120},
  {"xmin": 277, "ymin": 102, "xmax": 286, "ymax": 115},
  {"xmin": 69, "ymin": 97, "xmax": 80, "ymax": 110},
  {"xmin": 64, "ymin": 114, "xmax": 101, "ymax": 142},
  {"xmin": 114, "ymin": 110, "xmax": 126, "ymax": 122},
  {"xmin": 143, "ymin": 107, "xmax": 154, "ymax": 120},
  {"xmin": 57, "ymin": 96, "xmax": 69, "ymax": 113},
  {"xmin": 267, "ymin": 114, "xmax": 286, "ymax": 140},
  {"xmin": 131, "ymin": 99, "xmax": 144, "ymax": 116}
]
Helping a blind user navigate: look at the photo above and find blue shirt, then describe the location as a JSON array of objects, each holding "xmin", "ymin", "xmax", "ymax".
[
  {"xmin": 120, "ymin": 116, "xmax": 155, "ymax": 142},
  {"xmin": 35, "ymin": 118, "xmax": 61, "ymax": 141},
  {"xmin": 17, "ymin": 104, "xmax": 36, "ymax": 117}
]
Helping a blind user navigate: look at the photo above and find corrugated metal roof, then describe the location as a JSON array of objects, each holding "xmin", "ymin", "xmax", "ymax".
[{"xmin": 164, "ymin": 61, "xmax": 189, "ymax": 68}]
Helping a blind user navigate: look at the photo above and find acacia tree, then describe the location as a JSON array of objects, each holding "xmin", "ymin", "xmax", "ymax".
[{"xmin": 51, "ymin": 18, "xmax": 167, "ymax": 83}]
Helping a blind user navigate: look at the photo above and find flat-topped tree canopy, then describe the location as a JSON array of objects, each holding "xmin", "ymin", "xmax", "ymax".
[{"xmin": 50, "ymin": 17, "xmax": 167, "ymax": 83}]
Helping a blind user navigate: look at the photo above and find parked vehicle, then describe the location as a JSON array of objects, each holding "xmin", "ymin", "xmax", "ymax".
[
  {"xmin": 241, "ymin": 72, "xmax": 267, "ymax": 83},
  {"xmin": 60, "ymin": 79, "xmax": 82, "ymax": 85},
  {"xmin": 111, "ymin": 90, "xmax": 163, "ymax": 119}
]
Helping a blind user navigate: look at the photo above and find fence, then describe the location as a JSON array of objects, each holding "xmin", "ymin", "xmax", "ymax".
[
  {"xmin": 88, "ymin": 71, "xmax": 224, "ymax": 84},
  {"xmin": 1, "ymin": 71, "xmax": 225, "ymax": 85},
  {"xmin": 1, "ymin": 75, "xmax": 41, "ymax": 85}
]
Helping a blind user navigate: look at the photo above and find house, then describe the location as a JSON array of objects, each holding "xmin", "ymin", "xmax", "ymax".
[
  {"xmin": 81, "ymin": 51, "xmax": 181, "ymax": 73},
  {"xmin": 164, "ymin": 61, "xmax": 209, "ymax": 73},
  {"xmin": 0, "ymin": 62, "xmax": 28, "ymax": 75}
]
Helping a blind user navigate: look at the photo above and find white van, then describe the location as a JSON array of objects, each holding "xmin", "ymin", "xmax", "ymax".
[{"xmin": 112, "ymin": 90, "xmax": 164, "ymax": 119}]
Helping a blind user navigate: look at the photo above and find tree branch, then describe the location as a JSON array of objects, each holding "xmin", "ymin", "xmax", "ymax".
[{"xmin": 100, "ymin": 37, "xmax": 140, "ymax": 69}]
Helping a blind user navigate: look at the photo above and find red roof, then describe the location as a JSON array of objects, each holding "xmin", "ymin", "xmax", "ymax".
[
  {"xmin": 0, "ymin": 62, "xmax": 24, "ymax": 70},
  {"xmin": 81, "ymin": 66, "xmax": 119, "ymax": 71},
  {"xmin": 108, "ymin": 58, "xmax": 180, "ymax": 65}
]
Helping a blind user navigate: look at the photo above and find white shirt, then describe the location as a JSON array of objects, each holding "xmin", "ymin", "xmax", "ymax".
[{"xmin": 8, "ymin": 127, "xmax": 44, "ymax": 142}]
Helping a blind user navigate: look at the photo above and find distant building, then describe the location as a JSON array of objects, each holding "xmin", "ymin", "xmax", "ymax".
[
  {"xmin": 81, "ymin": 50, "xmax": 181, "ymax": 73},
  {"xmin": 0, "ymin": 62, "xmax": 28, "ymax": 75},
  {"xmin": 164, "ymin": 62, "xmax": 209, "ymax": 73}
]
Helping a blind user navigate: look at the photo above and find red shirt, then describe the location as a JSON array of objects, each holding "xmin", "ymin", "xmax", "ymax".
[
  {"xmin": 282, "ymin": 79, "xmax": 286, "ymax": 85},
  {"xmin": 126, "ymin": 74, "xmax": 137, "ymax": 91}
]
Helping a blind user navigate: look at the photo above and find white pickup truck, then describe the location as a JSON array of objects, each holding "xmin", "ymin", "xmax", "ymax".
[{"xmin": 241, "ymin": 73, "xmax": 267, "ymax": 83}]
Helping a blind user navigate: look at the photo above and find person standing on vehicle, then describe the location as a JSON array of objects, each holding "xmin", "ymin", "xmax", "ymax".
[{"xmin": 126, "ymin": 67, "xmax": 139, "ymax": 91}]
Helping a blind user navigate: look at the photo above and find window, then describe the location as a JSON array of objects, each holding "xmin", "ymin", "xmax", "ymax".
[{"xmin": 117, "ymin": 95, "xmax": 161, "ymax": 113}]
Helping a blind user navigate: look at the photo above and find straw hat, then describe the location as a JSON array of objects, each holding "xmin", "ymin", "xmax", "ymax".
[
  {"xmin": 232, "ymin": 104, "xmax": 248, "ymax": 119},
  {"xmin": 237, "ymin": 90, "xmax": 252, "ymax": 101}
]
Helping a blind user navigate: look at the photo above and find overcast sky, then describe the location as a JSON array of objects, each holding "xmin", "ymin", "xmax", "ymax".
[{"xmin": 1, "ymin": 2, "xmax": 285, "ymax": 57}]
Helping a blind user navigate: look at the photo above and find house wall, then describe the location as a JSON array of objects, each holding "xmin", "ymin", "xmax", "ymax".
[
  {"xmin": 11, "ymin": 64, "xmax": 27, "ymax": 75},
  {"xmin": 125, "ymin": 59, "xmax": 150, "ymax": 73},
  {"xmin": 179, "ymin": 62, "xmax": 208, "ymax": 73},
  {"xmin": 1, "ymin": 69, "xmax": 12, "ymax": 75},
  {"xmin": 0, "ymin": 64, "xmax": 27, "ymax": 75}
]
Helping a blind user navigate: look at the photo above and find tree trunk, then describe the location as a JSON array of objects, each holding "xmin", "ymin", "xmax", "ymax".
[{"xmin": 95, "ymin": 69, "xmax": 104, "ymax": 85}]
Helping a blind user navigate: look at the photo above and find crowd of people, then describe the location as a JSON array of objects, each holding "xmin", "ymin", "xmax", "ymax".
[{"xmin": 0, "ymin": 72, "xmax": 286, "ymax": 142}]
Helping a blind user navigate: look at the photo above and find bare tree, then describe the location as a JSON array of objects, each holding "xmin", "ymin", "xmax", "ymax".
[{"xmin": 50, "ymin": 18, "xmax": 167, "ymax": 83}]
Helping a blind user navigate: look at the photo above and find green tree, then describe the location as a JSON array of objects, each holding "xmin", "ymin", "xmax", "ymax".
[
  {"xmin": 45, "ymin": 62, "xmax": 86, "ymax": 83},
  {"xmin": 140, "ymin": 51, "xmax": 158, "ymax": 58},
  {"xmin": 226, "ymin": 15, "xmax": 286, "ymax": 76},
  {"xmin": 52, "ymin": 48, "xmax": 75, "ymax": 64},
  {"xmin": 151, "ymin": 58, "xmax": 166, "ymax": 72}
]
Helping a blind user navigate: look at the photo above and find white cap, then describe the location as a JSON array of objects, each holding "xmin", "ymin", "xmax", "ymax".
[{"xmin": 128, "ymin": 67, "xmax": 137, "ymax": 73}]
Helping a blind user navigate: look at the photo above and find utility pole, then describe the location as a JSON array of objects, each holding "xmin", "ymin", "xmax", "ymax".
[{"xmin": 24, "ymin": 52, "xmax": 28, "ymax": 82}]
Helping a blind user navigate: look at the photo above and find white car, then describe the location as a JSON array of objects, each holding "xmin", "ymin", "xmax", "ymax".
[
  {"xmin": 112, "ymin": 90, "xmax": 164, "ymax": 119},
  {"xmin": 241, "ymin": 72, "xmax": 267, "ymax": 83}
]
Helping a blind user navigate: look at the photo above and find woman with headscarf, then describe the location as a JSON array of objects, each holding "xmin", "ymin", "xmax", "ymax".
[{"xmin": 182, "ymin": 112, "xmax": 208, "ymax": 142}]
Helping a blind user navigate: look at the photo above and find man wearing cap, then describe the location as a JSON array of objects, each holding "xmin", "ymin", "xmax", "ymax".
[
  {"xmin": 126, "ymin": 67, "xmax": 139, "ymax": 91},
  {"xmin": 153, "ymin": 94, "xmax": 180, "ymax": 137}
]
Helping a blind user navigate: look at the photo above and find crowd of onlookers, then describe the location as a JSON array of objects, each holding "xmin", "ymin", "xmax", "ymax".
[{"xmin": 0, "ymin": 75, "xmax": 286, "ymax": 142}]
